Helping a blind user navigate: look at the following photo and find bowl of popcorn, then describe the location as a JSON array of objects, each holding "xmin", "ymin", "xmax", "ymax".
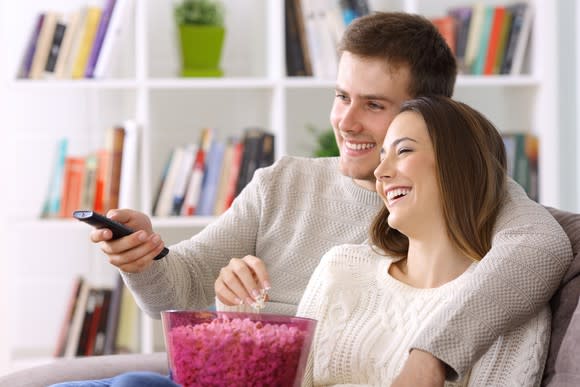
[{"xmin": 161, "ymin": 310, "xmax": 317, "ymax": 387}]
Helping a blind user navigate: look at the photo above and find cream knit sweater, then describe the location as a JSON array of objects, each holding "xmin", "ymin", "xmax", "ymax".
[
  {"xmin": 296, "ymin": 244, "xmax": 551, "ymax": 386},
  {"xmin": 122, "ymin": 156, "xmax": 571, "ymax": 378}
]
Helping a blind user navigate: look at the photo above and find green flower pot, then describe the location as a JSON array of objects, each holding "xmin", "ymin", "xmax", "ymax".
[{"xmin": 178, "ymin": 25, "xmax": 225, "ymax": 77}]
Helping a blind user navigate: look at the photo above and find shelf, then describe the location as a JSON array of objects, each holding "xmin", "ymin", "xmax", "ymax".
[
  {"xmin": 8, "ymin": 79, "xmax": 140, "ymax": 90},
  {"xmin": 146, "ymin": 77, "xmax": 276, "ymax": 90}
]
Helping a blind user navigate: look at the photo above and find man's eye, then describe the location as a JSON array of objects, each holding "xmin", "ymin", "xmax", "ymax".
[
  {"xmin": 368, "ymin": 102, "xmax": 383, "ymax": 110},
  {"xmin": 336, "ymin": 93, "xmax": 348, "ymax": 101}
]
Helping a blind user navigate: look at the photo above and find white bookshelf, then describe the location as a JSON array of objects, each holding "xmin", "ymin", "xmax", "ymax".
[{"xmin": 0, "ymin": 0, "xmax": 562, "ymax": 371}]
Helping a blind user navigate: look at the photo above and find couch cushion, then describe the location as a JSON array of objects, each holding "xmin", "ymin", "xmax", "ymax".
[
  {"xmin": 543, "ymin": 207, "xmax": 580, "ymax": 386},
  {"xmin": 0, "ymin": 352, "xmax": 168, "ymax": 387}
]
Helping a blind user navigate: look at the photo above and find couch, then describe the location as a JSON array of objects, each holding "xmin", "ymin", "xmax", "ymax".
[{"xmin": 1, "ymin": 207, "xmax": 578, "ymax": 387}]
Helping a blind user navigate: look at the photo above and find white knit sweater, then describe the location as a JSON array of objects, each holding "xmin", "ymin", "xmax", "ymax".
[
  {"xmin": 296, "ymin": 244, "xmax": 551, "ymax": 387},
  {"xmin": 122, "ymin": 156, "xmax": 571, "ymax": 378}
]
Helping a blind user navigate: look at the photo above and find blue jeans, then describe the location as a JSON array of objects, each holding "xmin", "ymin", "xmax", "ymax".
[{"xmin": 47, "ymin": 371, "xmax": 178, "ymax": 387}]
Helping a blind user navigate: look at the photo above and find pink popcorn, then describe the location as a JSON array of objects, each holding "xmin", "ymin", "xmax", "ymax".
[{"xmin": 162, "ymin": 311, "xmax": 316, "ymax": 387}]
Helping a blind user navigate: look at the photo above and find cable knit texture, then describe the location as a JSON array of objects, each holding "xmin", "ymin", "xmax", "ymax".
[
  {"xmin": 296, "ymin": 244, "xmax": 551, "ymax": 387},
  {"xmin": 121, "ymin": 156, "xmax": 572, "ymax": 379}
]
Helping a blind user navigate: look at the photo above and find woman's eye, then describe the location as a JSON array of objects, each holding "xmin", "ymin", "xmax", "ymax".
[{"xmin": 397, "ymin": 148, "xmax": 411, "ymax": 155}]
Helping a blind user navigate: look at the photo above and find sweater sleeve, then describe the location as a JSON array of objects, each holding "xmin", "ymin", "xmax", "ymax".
[
  {"xmin": 121, "ymin": 165, "xmax": 267, "ymax": 318},
  {"xmin": 467, "ymin": 306, "xmax": 551, "ymax": 386},
  {"xmin": 411, "ymin": 179, "xmax": 572, "ymax": 380}
]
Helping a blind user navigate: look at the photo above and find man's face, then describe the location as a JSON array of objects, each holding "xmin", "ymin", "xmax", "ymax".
[{"xmin": 330, "ymin": 51, "xmax": 412, "ymax": 191}]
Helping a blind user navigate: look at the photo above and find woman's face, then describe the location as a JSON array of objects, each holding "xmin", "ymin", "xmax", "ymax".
[{"xmin": 374, "ymin": 111, "xmax": 443, "ymax": 236}]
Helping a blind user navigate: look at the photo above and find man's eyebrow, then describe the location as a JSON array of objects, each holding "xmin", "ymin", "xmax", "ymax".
[{"xmin": 334, "ymin": 86, "xmax": 391, "ymax": 101}]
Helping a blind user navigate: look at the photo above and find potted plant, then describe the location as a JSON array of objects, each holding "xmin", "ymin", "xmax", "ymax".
[{"xmin": 174, "ymin": 0, "xmax": 226, "ymax": 77}]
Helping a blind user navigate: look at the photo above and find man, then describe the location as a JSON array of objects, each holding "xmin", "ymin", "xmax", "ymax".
[{"xmin": 87, "ymin": 12, "xmax": 571, "ymax": 386}]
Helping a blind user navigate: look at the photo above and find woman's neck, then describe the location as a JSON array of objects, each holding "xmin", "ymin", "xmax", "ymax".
[{"xmin": 389, "ymin": 237, "xmax": 474, "ymax": 289}]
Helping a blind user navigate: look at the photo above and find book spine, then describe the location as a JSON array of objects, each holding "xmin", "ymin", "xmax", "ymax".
[
  {"xmin": 29, "ymin": 12, "xmax": 58, "ymax": 79},
  {"xmin": 18, "ymin": 13, "xmax": 45, "ymax": 78},
  {"xmin": 71, "ymin": 7, "xmax": 102, "ymax": 79},
  {"xmin": 93, "ymin": 0, "xmax": 130, "ymax": 78},
  {"xmin": 85, "ymin": 0, "xmax": 117, "ymax": 78},
  {"xmin": 44, "ymin": 20, "xmax": 67, "ymax": 74}
]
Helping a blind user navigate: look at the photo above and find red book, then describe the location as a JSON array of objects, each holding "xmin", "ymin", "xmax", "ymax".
[
  {"xmin": 484, "ymin": 6, "xmax": 506, "ymax": 75},
  {"xmin": 223, "ymin": 140, "xmax": 245, "ymax": 210},
  {"xmin": 60, "ymin": 156, "xmax": 86, "ymax": 218}
]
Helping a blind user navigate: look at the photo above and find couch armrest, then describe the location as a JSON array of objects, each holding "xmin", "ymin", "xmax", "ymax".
[{"xmin": 0, "ymin": 352, "xmax": 168, "ymax": 387}]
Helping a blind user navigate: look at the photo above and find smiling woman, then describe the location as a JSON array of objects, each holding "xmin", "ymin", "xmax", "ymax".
[{"xmin": 294, "ymin": 96, "xmax": 552, "ymax": 386}]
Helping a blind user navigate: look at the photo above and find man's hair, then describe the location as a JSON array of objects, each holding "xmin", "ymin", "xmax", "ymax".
[
  {"xmin": 370, "ymin": 96, "xmax": 507, "ymax": 261},
  {"xmin": 339, "ymin": 12, "xmax": 457, "ymax": 98}
]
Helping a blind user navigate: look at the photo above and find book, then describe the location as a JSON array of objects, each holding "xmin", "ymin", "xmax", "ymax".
[
  {"xmin": 58, "ymin": 7, "xmax": 88, "ymax": 79},
  {"xmin": 71, "ymin": 6, "xmax": 103, "ymax": 79},
  {"xmin": 44, "ymin": 18, "xmax": 67, "ymax": 76},
  {"xmin": 64, "ymin": 280, "xmax": 91, "ymax": 358},
  {"xmin": 509, "ymin": 3, "xmax": 534, "ymax": 75},
  {"xmin": 285, "ymin": 0, "xmax": 308, "ymax": 76},
  {"xmin": 79, "ymin": 153, "xmax": 99, "ymax": 210},
  {"xmin": 235, "ymin": 129, "xmax": 272, "ymax": 197},
  {"xmin": 53, "ymin": 276, "xmax": 84, "ymax": 357},
  {"xmin": 500, "ymin": 3, "xmax": 531, "ymax": 75},
  {"xmin": 93, "ymin": 148, "xmax": 109, "ymax": 213},
  {"xmin": 93, "ymin": 0, "xmax": 131, "ymax": 78},
  {"xmin": 118, "ymin": 119, "xmax": 139, "ymax": 209},
  {"xmin": 92, "ymin": 288, "xmax": 112, "ymax": 356},
  {"xmin": 115, "ymin": 283, "xmax": 140, "ymax": 353},
  {"xmin": 53, "ymin": 10, "xmax": 83, "ymax": 79},
  {"xmin": 213, "ymin": 137, "xmax": 237, "ymax": 215},
  {"xmin": 41, "ymin": 138, "xmax": 68, "ymax": 218},
  {"xmin": 483, "ymin": 6, "xmax": 506, "ymax": 75},
  {"xmin": 181, "ymin": 128, "xmax": 213, "ymax": 216},
  {"xmin": 59, "ymin": 156, "xmax": 85, "ymax": 218},
  {"xmin": 151, "ymin": 150, "xmax": 174, "ymax": 215},
  {"xmin": 464, "ymin": 3, "xmax": 486, "ymax": 73},
  {"xmin": 103, "ymin": 274, "xmax": 124, "ymax": 355},
  {"xmin": 155, "ymin": 146, "xmax": 185, "ymax": 217},
  {"xmin": 103, "ymin": 126, "xmax": 126, "ymax": 212},
  {"xmin": 471, "ymin": 5, "xmax": 494, "ymax": 75},
  {"xmin": 448, "ymin": 7, "xmax": 472, "ymax": 74},
  {"xmin": 223, "ymin": 139, "xmax": 245, "ymax": 210},
  {"xmin": 17, "ymin": 13, "xmax": 45, "ymax": 78},
  {"xmin": 171, "ymin": 144, "xmax": 197, "ymax": 215},
  {"xmin": 196, "ymin": 140, "xmax": 226, "ymax": 216},
  {"xmin": 492, "ymin": 8, "xmax": 513, "ymax": 75},
  {"xmin": 29, "ymin": 12, "xmax": 59, "ymax": 79},
  {"xmin": 292, "ymin": 0, "xmax": 313, "ymax": 76},
  {"xmin": 85, "ymin": 0, "xmax": 117, "ymax": 78}
]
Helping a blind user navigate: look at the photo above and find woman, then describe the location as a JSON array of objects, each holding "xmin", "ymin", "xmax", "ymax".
[{"xmin": 218, "ymin": 96, "xmax": 550, "ymax": 386}]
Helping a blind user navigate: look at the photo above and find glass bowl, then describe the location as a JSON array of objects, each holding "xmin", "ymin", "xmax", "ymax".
[{"xmin": 161, "ymin": 310, "xmax": 317, "ymax": 387}]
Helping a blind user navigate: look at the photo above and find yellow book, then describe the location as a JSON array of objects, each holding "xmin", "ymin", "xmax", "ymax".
[{"xmin": 71, "ymin": 6, "xmax": 102, "ymax": 79}]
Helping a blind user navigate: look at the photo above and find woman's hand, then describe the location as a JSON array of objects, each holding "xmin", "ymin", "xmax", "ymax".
[{"xmin": 215, "ymin": 255, "xmax": 271, "ymax": 307}]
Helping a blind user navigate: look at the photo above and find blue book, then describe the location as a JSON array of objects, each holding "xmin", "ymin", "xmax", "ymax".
[
  {"xmin": 471, "ymin": 5, "xmax": 494, "ymax": 75},
  {"xmin": 196, "ymin": 141, "xmax": 226, "ymax": 216},
  {"xmin": 42, "ymin": 138, "xmax": 68, "ymax": 218}
]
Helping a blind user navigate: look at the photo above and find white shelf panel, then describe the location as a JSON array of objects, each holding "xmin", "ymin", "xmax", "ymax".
[
  {"xmin": 8, "ymin": 79, "xmax": 139, "ymax": 90},
  {"xmin": 146, "ymin": 78, "xmax": 276, "ymax": 90},
  {"xmin": 456, "ymin": 75, "xmax": 541, "ymax": 88}
]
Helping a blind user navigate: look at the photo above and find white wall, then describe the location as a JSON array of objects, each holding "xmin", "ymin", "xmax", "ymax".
[{"xmin": 557, "ymin": 0, "xmax": 579, "ymax": 212}]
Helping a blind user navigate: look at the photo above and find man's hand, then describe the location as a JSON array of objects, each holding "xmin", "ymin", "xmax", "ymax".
[
  {"xmin": 90, "ymin": 209, "xmax": 165, "ymax": 273},
  {"xmin": 391, "ymin": 349, "xmax": 445, "ymax": 387}
]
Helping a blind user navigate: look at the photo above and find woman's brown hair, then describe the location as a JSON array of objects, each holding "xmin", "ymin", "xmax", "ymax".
[{"xmin": 370, "ymin": 96, "xmax": 507, "ymax": 261}]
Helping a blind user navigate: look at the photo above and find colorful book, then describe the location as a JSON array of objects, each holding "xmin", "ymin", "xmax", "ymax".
[
  {"xmin": 17, "ymin": 13, "xmax": 45, "ymax": 78},
  {"xmin": 29, "ymin": 12, "xmax": 59, "ymax": 79},
  {"xmin": 85, "ymin": 0, "xmax": 117, "ymax": 78},
  {"xmin": 197, "ymin": 140, "xmax": 226, "ymax": 216},
  {"xmin": 483, "ymin": 6, "xmax": 506, "ymax": 75},
  {"xmin": 44, "ymin": 18, "xmax": 67, "ymax": 75},
  {"xmin": 53, "ymin": 10, "xmax": 83, "ymax": 79},
  {"xmin": 94, "ymin": 0, "xmax": 131, "ymax": 78},
  {"xmin": 71, "ymin": 6, "xmax": 102, "ymax": 79}
]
